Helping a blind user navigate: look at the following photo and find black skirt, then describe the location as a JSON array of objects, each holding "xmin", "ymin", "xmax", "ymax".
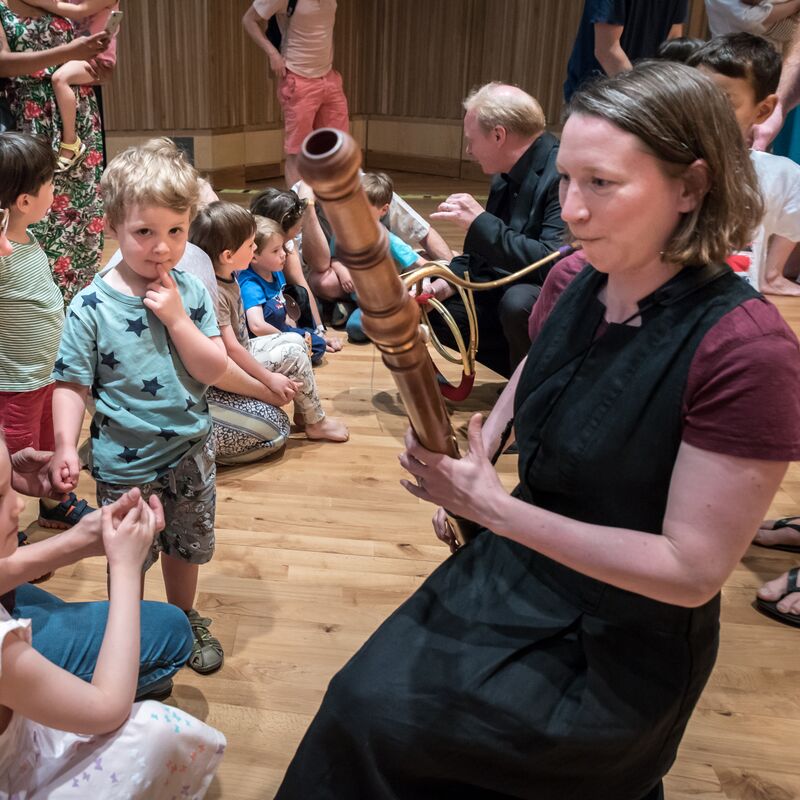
[{"xmin": 275, "ymin": 530, "xmax": 718, "ymax": 800}]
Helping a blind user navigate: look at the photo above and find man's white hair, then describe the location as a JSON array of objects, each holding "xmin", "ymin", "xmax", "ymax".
[{"xmin": 463, "ymin": 82, "xmax": 546, "ymax": 138}]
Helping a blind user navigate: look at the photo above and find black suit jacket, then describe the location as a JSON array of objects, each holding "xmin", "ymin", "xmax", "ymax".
[{"xmin": 450, "ymin": 131, "xmax": 564, "ymax": 285}]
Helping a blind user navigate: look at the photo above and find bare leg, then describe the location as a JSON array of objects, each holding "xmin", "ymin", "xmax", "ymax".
[
  {"xmin": 284, "ymin": 154, "xmax": 301, "ymax": 188},
  {"xmin": 764, "ymin": 234, "xmax": 800, "ymax": 296},
  {"xmin": 161, "ymin": 553, "xmax": 199, "ymax": 612},
  {"xmin": 51, "ymin": 60, "xmax": 94, "ymax": 160}
]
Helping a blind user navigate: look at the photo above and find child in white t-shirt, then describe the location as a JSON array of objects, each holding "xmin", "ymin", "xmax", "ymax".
[
  {"xmin": 0, "ymin": 439, "xmax": 225, "ymax": 798},
  {"xmin": 706, "ymin": 0, "xmax": 800, "ymax": 52},
  {"xmin": 689, "ymin": 33, "xmax": 800, "ymax": 294}
]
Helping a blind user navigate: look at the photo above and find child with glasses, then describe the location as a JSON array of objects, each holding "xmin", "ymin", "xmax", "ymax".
[{"xmin": 0, "ymin": 131, "xmax": 94, "ymax": 530}]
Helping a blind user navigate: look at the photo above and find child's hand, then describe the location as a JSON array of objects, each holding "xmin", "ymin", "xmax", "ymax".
[
  {"xmin": 102, "ymin": 489, "xmax": 163, "ymax": 570},
  {"xmin": 49, "ymin": 446, "xmax": 80, "ymax": 495},
  {"xmin": 263, "ymin": 373, "xmax": 301, "ymax": 405},
  {"xmin": 332, "ymin": 261, "xmax": 354, "ymax": 294},
  {"xmin": 144, "ymin": 266, "xmax": 187, "ymax": 329},
  {"xmin": 324, "ymin": 333, "xmax": 343, "ymax": 353}
]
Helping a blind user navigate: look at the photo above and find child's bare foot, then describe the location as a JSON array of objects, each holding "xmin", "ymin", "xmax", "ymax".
[{"xmin": 305, "ymin": 416, "xmax": 349, "ymax": 442}]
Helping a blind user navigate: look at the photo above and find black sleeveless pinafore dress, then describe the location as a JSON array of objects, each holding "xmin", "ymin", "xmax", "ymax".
[{"xmin": 275, "ymin": 263, "xmax": 757, "ymax": 800}]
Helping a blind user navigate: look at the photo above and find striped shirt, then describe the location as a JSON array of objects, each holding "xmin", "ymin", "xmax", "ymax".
[{"xmin": 0, "ymin": 234, "xmax": 64, "ymax": 392}]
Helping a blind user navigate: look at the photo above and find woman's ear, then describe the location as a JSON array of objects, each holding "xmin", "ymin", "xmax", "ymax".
[{"xmin": 677, "ymin": 159, "xmax": 711, "ymax": 213}]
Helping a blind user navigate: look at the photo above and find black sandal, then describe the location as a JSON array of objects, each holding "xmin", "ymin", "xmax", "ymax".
[
  {"xmin": 755, "ymin": 566, "xmax": 800, "ymax": 628},
  {"xmin": 753, "ymin": 516, "xmax": 800, "ymax": 554}
]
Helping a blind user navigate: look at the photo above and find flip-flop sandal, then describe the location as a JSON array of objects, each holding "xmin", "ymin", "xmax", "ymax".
[
  {"xmin": 755, "ymin": 566, "xmax": 800, "ymax": 628},
  {"xmin": 753, "ymin": 516, "xmax": 800, "ymax": 553}
]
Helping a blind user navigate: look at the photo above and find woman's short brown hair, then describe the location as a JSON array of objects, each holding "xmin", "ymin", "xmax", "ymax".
[
  {"xmin": 189, "ymin": 201, "xmax": 256, "ymax": 266},
  {"xmin": 565, "ymin": 61, "xmax": 763, "ymax": 265}
]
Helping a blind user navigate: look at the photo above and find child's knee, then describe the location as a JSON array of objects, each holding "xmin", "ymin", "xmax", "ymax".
[{"xmin": 51, "ymin": 70, "xmax": 69, "ymax": 89}]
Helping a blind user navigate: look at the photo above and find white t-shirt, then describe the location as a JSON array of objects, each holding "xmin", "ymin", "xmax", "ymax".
[
  {"xmin": 253, "ymin": 0, "xmax": 336, "ymax": 78},
  {"xmin": 705, "ymin": 0, "xmax": 797, "ymax": 48},
  {"xmin": 744, "ymin": 150, "xmax": 800, "ymax": 293},
  {"xmin": 705, "ymin": 0, "xmax": 771, "ymax": 36}
]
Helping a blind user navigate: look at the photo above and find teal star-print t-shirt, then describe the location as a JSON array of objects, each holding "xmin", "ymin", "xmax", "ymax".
[{"xmin": 55, "ymin": 269, "xmax": 220, "ymax": 483}]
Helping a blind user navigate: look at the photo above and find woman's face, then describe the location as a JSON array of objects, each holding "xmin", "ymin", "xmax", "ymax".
[{"xmin": 557, "ymin": 114, "xmax": 698, "ymax": 275}]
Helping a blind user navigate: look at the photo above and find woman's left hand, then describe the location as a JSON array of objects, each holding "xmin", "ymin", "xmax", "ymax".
[{"xmin": 399, "ymin": 413, "xmax": 506, "ymax": 528}]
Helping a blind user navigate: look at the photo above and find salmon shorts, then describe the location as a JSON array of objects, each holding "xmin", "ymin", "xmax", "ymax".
[{"xmin": 278, "ymin": 68, "xmax": 350, "ymax": 154}]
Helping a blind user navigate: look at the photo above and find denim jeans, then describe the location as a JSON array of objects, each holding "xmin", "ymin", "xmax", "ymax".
[{"xmin": 13, "ymin": 583, "xmax": 193, "ymax": 698}]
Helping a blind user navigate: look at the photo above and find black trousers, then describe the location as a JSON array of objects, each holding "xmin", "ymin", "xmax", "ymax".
[{"xmin": 430, "ymin": 283, "xmax": 541, "ymax": 378}]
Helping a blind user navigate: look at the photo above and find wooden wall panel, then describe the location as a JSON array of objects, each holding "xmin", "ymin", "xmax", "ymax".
[{"xmin": 104, "ymin": 0, "xmax": 712, "ymax": 143}]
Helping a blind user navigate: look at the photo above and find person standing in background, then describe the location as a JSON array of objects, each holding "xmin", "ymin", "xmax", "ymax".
[
  {"xmin": 564, "ymin": 0, "xmax": 688, "ymax": 101},
  {"xmin": 242, "ymin": 0, "xmax": 349, "ymax": 188}
]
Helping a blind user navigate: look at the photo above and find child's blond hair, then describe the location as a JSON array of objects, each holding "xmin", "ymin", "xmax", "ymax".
[
  {"xmin": 361, "ymin": 172, "xmax": 393, "ymax": 209},
  {"xmin": 253, "ymin": 215, "xmax": 285, "ymax": 253},
  {"xmin": 101, "ymin": 137, "xmax": 200, "ymax": 227}
]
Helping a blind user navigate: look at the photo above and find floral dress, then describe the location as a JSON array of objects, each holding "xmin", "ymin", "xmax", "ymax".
[{"xmin": 0, "ymin": 2, "xmax": 104, "ymax": 302}]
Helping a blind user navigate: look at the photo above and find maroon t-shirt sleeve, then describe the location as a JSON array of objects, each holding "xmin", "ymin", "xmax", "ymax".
[
  {"xmin": 683, "ymin": 297, "xmax": 800, "ymax": 461},
  {"xmin": 528, "ymin": 251, "xmax": 588, "ymax": 341},
  {"xmin": 527, "ymin": 260, "xmax": 800, "ymax": 462}
]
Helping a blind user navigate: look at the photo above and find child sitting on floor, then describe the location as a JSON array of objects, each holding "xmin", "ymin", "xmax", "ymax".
[
  {"xmin": 0, "ymin": 132, "xmax": 94, "ymax": 529},
  {"xmin": 688, "ymin": 33, "xmax": 800, "ymax": 294},
  {"xmin": 342, "ymin": 172, "xmax": 427, "ymax": 343},
  {"xmin": 189, "ymin": 201, "xmax": 349, "ymax": 443},
  {"xmin": 0, "ymin": 437, "xmax": 226, "ymax": 798},
  {"xmin": 248, "ymin": 188, "xmax": 343, "ymax": 353},
  {"xmin": 51, "ymin": 139, "xmax": 229, "ymax": 676},
  {"xmin": 240, "ymin": 216, "xmax": 327, "ymax": 364},
  {"xmin": 25, "ymin": 0, "xmax": 119, "ymax": 171}
]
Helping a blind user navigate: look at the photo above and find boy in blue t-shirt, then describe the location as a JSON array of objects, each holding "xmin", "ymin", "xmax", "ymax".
[
  {"xmin": 238, "ymin": 216, "xmax": 327, "ymax": 364},
  {"xmin": 341, "ymin": 172, "xmax": 426, "ymax": 343},
  {"xmin": 50, "ymin": 139, "xmax": 229, "ymax": 676}
]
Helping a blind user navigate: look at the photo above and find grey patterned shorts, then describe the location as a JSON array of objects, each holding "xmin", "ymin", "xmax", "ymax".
[{"xmin": 95, "ymin": 438, "xmax": 216, "ymax": 571}]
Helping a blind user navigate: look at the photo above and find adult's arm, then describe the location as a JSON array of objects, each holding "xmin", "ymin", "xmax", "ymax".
[
  {"xmin": 402, "ymin": 418, "xmax": 786, "ymax": 608},
  {"xmin": 283, "ymin": 242, "xmax": 325, "ymax": 329},
  {"xmin": 299, "ymin": 201, "xmax": 334, "ymax": 276},
  {"xmin": 242, "ymin": 1, "xmax": 286, "ymax": 77},
  {"xmin": 461, "ymin": 175, "xmax": 565, "ymax": 270},
  {"xmin": 753, "ymin": 22, "xmax": 800, "ymax": 149},
  {"xmin": 25, "ymin": 0, "xmax": 114, "ymax": 20},
  {"xmin": 593, "ymin": 23, "xmax": 632, "ymax": 77},
  {"xmin": 0, "ymin": 24, "xmax": 109, "ymax": 77},
  {"xmin": 421, "ymin": 225, "xmax": 454, "ymax": 262}
]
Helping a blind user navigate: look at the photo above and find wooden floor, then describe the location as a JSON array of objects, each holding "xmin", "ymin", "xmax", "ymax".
[{"xmin": 18, "ymin": 173, "xmax": 800, "ymax": 799}]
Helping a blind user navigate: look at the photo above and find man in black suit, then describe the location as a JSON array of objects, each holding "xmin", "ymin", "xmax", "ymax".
[{"xmin": 429, "ymin": 83, "xmax": 565, "ymax": 377}]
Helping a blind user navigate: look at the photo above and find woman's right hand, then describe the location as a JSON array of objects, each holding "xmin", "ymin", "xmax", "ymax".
[
  {"xmin": 102, "ymin": 489, "xmax": 163, "ymax": 570},
  {"xmin": 65, "ymin": 32, "xmax": 110, "ymax": 62}
]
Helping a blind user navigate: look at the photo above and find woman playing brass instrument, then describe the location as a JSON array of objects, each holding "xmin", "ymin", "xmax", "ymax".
[{"xmin": 276, "ymin": 62, "xmax": 800, "ymax": 800}]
